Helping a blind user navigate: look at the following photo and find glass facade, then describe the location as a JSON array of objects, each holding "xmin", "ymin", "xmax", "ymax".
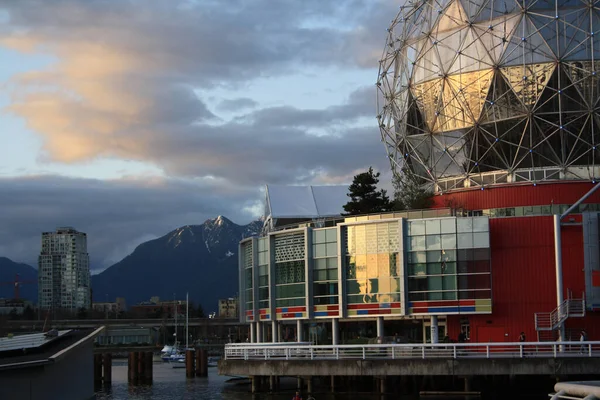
[
  {"xmin": 406, "ymin": 217, "xmax": 491, "ymax": 314},
  {"xmin": 312, "ymin": 228, "xmax": 340, "ymax": 317},
  {"xmin": 257, "ymin": 237, "xmax": 270, "ymax": 320},
  {"xmin": 274, "ymin": 231, "xmax": 307, "ymax": 319},
  {"xmin": 240, "ymin": 215, "xmax": 492, "ymax": 323},
  {"xmin": 344, "ymin": 221, "xmax": 402, "ymax": 317},
  {"xmin": 242, "ymin": 241, "xmax": 254, "ymax": 322}
]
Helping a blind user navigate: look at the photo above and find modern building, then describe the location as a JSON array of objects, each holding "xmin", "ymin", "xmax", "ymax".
[
  {"xmin": 218, "ymin": 298, "xmax": 239, "ymax": 318},
  {"xmin": 38, "ymin": 227, "xmax": 91, "ymax": 312}
]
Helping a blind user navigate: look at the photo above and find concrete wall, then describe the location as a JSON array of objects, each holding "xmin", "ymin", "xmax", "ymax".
[
  {"xmin": 219, "ymin": 357, "xmax": 600, "ymax": 377},
  {"xmin": 0, "ymin": 342, "xmax": 94, "ymax": 400}
]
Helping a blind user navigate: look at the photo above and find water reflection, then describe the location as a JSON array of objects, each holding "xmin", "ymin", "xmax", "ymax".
[{"xmin": 95, "ymin": 361, "xmax": 546, "ymax": 400}]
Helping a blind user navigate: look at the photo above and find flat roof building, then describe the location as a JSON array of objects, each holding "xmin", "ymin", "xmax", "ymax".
[{"xmin": 239, "ymin": 185, "xmax": 600, "ymax": 345}]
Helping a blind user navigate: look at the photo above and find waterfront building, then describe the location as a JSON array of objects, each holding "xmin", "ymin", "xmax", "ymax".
[
  {"xmin": 370, "ymin": 0, "xmax": 600, "ymax": 343},
  {"xmin": 239, "ymin": 188, "xmax": 600, "ymax": 344},
  {"xmin": 38, "ymin": 227, "xmax": 91, "ymax": 312}
]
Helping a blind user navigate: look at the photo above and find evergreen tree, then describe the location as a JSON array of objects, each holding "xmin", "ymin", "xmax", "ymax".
[
  {"xmin": 392, "ymin": 168, "xmax": 433, "ymax": 210},
  {"xmin": 343, "ymin": 167, "xmax": 391, "ymax": 215}
]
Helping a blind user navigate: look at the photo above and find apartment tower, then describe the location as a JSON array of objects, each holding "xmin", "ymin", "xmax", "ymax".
[{"xmin": 38, "ymin": 227, "xmax": 91, "ymax": 311}]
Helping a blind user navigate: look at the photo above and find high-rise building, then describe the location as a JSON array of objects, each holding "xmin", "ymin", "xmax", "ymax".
[{"xmin": 38, "ymin": 227, "xmax": 91, "ymax": 311}]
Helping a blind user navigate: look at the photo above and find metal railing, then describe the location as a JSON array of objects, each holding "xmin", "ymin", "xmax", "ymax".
[
  {"xmin": 535, "ymin": 299, "xmax": 586, "ymax": 331},
  {"xmin": 224, "ymin": 341, "xmax": 600, "ymax": 361}
]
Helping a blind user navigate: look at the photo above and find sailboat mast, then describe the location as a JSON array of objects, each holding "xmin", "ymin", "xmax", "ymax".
[
  {"xmin": 186, "ymin": 292, "xmax": 189, "ymax": 349},
  {"xmin": 174, "ymin": 293, "xmax": 177, "ymax": 346}
]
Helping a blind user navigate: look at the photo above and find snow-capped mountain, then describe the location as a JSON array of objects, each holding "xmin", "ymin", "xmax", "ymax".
[{"xmin": 91, "ymin": 216, "xmax": 262, "ymax": 312}]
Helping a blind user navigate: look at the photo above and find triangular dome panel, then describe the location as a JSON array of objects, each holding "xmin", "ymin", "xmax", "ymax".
[
  {"xmin": 472, "ymin": 0, "xmax": 519, "ymax": 23},
  {"xmin": 479, "ymin": 71, "xmax": 527, "ymax": 123},
  {"xmin": 473, "ymin": 14, "xmax": 520, "ymax": 64},
  {"xmin": 447, "ymin": 27, "xmax": 494, "ymax": 75},
  {"xmin": 500, "ymin": 63, "xmax": 555, "ymax": 108},
  {"xmin": 435, "ymin": 0, "xmax": 468, "ymax": 32},
  {"xmin": 501, "ymin": 15, "xmax": 556, "ymax": 66}
]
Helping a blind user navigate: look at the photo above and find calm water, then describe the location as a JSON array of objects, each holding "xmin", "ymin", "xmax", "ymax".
[{"xmin": 94, "ymin": 361, "xmax": 547, "ymax": 400}]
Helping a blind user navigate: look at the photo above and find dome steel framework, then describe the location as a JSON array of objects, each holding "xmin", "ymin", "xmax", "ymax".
[{"xmin": 377, "ymin": 0, "xmax": 600, "ymax": 192}]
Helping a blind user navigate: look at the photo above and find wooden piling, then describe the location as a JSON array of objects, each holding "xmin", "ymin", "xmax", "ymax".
[
  {"xmin": 128, "ymin": 352, "xmax": 138, "ymax": 384},
  {"xmin": 136, "ymin": 352, "xmax": 145, "ymax": 384},
  {"xmin": 197, "ymin": 348, "xmax": 208, "ymax": 377},
  {"xmin": 185, "ymin": 350, "xmax": 195, "ymax": 378},
  {"xmin": 195, "ymin": 350, "xmax": 202, "ymax": 377},
  {"xmin": 94, "ymin": 354, "xmax": 103, "ymax": 386},
  {"xmin": 102, "ymin": 353, "xmax": 112, "ymax": 384},
  {"xmin": 144, "ymin": 351, "xmax": 153, "ymax": 384}
]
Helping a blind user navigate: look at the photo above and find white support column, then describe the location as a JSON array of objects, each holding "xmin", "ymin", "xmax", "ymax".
[
  {"xmin": 554, "ymin": 215, "xmax": 566, "ymax": 345},
  {"xmin": 332, "ymin": 318, "xmax": 339, "ymax": 345},
  {"xmin": 250, "ymin": 322, "xmax": 256, "ymax": 343},
  {"xmin": 272, "ymin": 320, "xmax": 277, "ymax": 343},
  {"xmin": 297, "ymin": 319, "xmax": 303, "ymax": 342},
  {"xmin": 256, "ymin": 322, "xmax": 262, "ymax": 343},
  {"xmin": 376, "ymin": 316, "xmax": 384, "ymax": 339},
  {"xmin": 430, "ymin": 315, "xmax": 439, "ymax": 344}
]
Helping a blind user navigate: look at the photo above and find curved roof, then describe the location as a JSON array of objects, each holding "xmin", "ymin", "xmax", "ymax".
[{"xmin": 265, "ymin": 185, "xmax": 349, "ymax": 219}]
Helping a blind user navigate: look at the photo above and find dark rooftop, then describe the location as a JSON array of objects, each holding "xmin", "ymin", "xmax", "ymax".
[{"xmin": 0, "ymin": 328, "xmax": 100, "ymax": 370}]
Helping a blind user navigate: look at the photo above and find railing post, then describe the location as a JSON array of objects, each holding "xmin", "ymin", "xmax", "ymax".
[
  {"xmin": 362, "ymin": 347, "xmax": 366, "ymax": 360},
  {"xmin": 589, "ymin": 344, "xmax": 592, "ymax": 357},
  {"xmin": 553, "ymin": 344, "xmax": 557, "ymax": 358},
  {"xmin": 335, "ymin": 347, "xmax": 339, "ymax": 360},
  {"xmin": 453, "ymin": 345, "xmax": 457, "ymax": 359},
  {"xmin": 286, "ymin": 347, "xmax": 289, "ymax": 360},
  {"xmin": 519, "ymin": 344, "xmax": 523, "ymax": 358},
  {"xmin": 486, "ymin": 345, "xmax": 490, "ymax": 359},
  {"xmin": 392, "ymin": 346, "xmax": 395, "ymax": 360},
  {"xmin": 310, "ymin": 347, "xmax": 314, "ymax": 360},
  {"xmin": 422, "ymin": 346, "xmax": 425, "ymax": 360}
]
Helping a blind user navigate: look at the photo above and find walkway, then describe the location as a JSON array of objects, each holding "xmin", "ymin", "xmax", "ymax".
[
  {"xmin": 225, "ymin": 341, "xmax": 600, "ymax": 361},
  {"xmin": 219, "ymin": 342, "xmax": 600, "ymax": 378}
]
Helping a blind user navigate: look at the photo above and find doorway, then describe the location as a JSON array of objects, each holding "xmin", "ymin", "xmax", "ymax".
[{"xmin": 423, "ymin": 318, "xmax": 446, "ymax": 343}]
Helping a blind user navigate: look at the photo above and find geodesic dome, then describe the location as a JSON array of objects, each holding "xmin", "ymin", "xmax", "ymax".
[{"xmin": 377, "ymin": 0, "xmax": 600, "ymax": 192}]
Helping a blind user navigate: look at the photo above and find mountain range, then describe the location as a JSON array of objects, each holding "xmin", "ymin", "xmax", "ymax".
[{"xmin": 0, "ymin": 216, "xmax": 262, "ymax": 313}]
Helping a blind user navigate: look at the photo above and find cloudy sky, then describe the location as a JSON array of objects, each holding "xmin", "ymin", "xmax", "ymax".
[{"xmin": 0, "ymin": 0, "xmax": 399, "ymax": 271}]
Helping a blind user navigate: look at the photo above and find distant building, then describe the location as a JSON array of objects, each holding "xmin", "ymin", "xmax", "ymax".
[
  {"xmin": 92, "ymin": 297, "xmax": 126, "ymax": 315},
  {"xmin": 218, "ymin": 298, "xmax": 238, "ymax": 318},
  {"xmin": 130, "ymin": 297, "xmax": 187, "ymax": 318},
  {"xmin": 38, "ymin": 227, "xmax": 91, "ymax": 311},
  {"xmin": 0, "ymin": 299, "xmax": 32, "ymax": 315}
]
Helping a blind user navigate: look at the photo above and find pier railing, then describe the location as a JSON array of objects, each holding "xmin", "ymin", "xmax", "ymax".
[{"xmin": 224, "ymin": 341, "xmax": 600, "ymax": 361}]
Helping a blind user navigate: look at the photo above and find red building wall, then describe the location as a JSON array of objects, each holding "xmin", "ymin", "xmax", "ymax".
[
  {"xmin": 440, "ymin": 183, "xmax": 600, "ymax": 343},
  {"xmin": 432, "ymin": 181, "xmax": 600, "ymax": 210}
]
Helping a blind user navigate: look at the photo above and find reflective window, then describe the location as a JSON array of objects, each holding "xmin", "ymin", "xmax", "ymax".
[
  {"xmin": 407, "ymin": 217, "xmax": 491, "ymax": 309},
  {"xmin": 313, "ymin": 228, "xmax": 339, "ymax": 307},
  {"xmin": 344, "ymin": 221, "xmax": 402, "ymax": 305},
  {"xmin": 258, "ymin": 238, "xmax": 270, "ymax": 311}
]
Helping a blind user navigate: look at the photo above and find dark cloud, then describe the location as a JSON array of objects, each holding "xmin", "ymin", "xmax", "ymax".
[{"xmin": 0, "ymin": 175, "xmax": 261, "ymax": 271}]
